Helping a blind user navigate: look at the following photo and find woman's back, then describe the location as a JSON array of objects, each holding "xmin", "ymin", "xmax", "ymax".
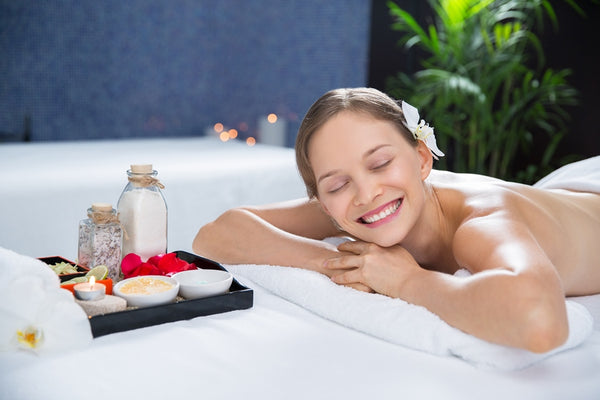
[{"xmin": 429, "ymin": 170, "xmax": 600, "ymax": 295}]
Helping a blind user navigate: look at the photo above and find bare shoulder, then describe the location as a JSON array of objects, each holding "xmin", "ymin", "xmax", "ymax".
[
  {"xmin": 428, "ymin": 169, "xmax": 502, "ymax": 186},
  {"xmin": 432, "ymin": 171, "xmax": 600, "ymax": 295}
]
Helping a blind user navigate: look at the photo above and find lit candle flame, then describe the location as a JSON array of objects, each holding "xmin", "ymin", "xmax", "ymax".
[{"xmin": 89, "ymin": 275, "xmax": 96, "ymax": 289}]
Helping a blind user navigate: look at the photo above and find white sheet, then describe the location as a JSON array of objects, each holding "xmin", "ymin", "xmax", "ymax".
[
  {"xmin": 1, "ymin": 270, "xmax": 599, "ymax": 400},
  {"xmin": 534, "ymin": 155, "xmax": 600, "ymax": 193},
  {"xmin": 1, "ymin": 142, "xmax": 599, "ymax": 399}
]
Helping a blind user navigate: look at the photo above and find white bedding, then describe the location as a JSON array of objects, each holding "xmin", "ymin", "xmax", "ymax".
[{"xmin": 1, "ymin": 141, "xmax": 599, "ymax": 399}]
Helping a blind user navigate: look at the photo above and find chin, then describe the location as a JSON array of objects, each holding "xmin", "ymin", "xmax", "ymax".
[
  {"xmin": 351, "ymin": 231, "xmax": 402, "ymax": 248},
  {"xmin": 373, "ymin": 237, "xmax": 402, "ymax": 248}
]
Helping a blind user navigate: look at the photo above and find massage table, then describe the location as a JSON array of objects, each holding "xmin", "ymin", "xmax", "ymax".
[{"xmin": 1, "ymin": 138, "xmax": 599, "ymax": 399}]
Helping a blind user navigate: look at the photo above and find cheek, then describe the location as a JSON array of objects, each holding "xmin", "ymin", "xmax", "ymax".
[{"xmin": 319, "ymin": 194, "xmax": 350, "ymax": 222}]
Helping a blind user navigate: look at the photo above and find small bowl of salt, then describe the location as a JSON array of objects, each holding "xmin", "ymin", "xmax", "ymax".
[
  {"xmin": 172, "ymin": 269, "xmax": 233, "ymax": 300},
  {"xmin": 113, "ymin": 275, "xmax": 179, "ymax": 308}
]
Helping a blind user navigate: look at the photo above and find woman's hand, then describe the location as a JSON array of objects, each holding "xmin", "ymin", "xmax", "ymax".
[{"xmin": 324, "ymin": 240, "xmax": 421, "ymax": 297}]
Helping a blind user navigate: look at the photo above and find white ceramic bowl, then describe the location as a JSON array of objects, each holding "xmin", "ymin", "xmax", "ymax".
[
  {"xmin": 172, "ymin": 269, "xmax": 233, "ymax": 300},
  {"xmin": 113, "ymin": 275, "xmax": 179, "ymax": 308}
]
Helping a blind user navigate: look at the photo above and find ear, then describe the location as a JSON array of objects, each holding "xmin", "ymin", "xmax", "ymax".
[{"xmin": 416, "ymin": 140, "xmax": 433, "ymax": 181}]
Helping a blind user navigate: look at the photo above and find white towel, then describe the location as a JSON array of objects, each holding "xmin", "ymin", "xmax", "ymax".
[
  {"xmin": 226, "ymin": 263, "xmax": 592, "ymax": 370},
  {"xmin": 225, "ymin": 157, "xmax": 600, "ymax": 370}
]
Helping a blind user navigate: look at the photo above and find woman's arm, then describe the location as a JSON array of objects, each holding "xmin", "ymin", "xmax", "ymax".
[
  {"xmin": 327, "ymin": 214, "xmax": 569, "ymax": 353},
  {"xmin": 192, "ymin": 198, "xmax": 343, "ymax": 273}
]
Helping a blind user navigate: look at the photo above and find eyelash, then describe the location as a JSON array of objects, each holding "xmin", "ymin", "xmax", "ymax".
[
  {"xmin": 371, "ymin": 159, "xmax": 391, "ymax": 170},
  {"xmin": 328, "ymin": 181, "xmax": 348, "ymax": 194}
]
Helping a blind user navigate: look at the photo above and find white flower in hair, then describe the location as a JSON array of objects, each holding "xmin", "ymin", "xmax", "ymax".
[{"xmin": 401, "ymin": 101, "xmax": 445, "ymax": 160}]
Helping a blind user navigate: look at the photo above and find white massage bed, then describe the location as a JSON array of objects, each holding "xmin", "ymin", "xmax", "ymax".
[{"xmin": 1, "ymin": 139, "xmax": 599, "ymax": 399}]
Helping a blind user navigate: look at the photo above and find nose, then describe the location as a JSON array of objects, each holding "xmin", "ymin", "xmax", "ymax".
[{"xmin": 352, "ymin": 176, "xmax": 382, "ymax": 206}]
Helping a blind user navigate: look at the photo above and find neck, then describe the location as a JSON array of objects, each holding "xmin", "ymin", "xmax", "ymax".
[{"xmin": 401, "ymin": 183, "xmax": 455, "ymax": 272}]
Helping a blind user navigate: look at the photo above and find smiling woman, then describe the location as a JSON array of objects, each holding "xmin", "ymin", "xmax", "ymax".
[{"xmin": 193, "ymin": 87, "xmax": 600, "ymax": 353}]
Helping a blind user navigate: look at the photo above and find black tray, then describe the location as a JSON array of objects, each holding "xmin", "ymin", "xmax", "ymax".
[
  {"xmin": 88, "ymin": 250, "xmax": 253, "ymax": 337},
  {"xmin": 38, "ymin": 256, "xmax": 90, "ymax": 282}
]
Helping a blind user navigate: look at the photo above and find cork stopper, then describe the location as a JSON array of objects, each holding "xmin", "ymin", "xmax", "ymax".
[
  {"xmin": 91, "ymin": 203, "xmax": 113, "ymax": 212},
  {"xmin": 130, "ymin": 164, "xmax": 153, "ymax": 174}
]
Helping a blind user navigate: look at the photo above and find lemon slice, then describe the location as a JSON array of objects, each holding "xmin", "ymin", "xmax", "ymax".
[
  {"xmin": 86, "ymin": 265, "xmax": 108, "ymax": 281},
  {"xmin": 61, "ymin": 276, "xmax": 88, "ymax": 285}
]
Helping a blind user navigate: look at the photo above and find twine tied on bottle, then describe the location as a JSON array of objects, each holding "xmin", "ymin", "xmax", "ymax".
[
  {"xmin": 88, "ymin": 210, "xmax": 129, "ymax": 240},
  {"xmin": 127, "ymin": 175, "xmax": 165, "ymax": 189}
]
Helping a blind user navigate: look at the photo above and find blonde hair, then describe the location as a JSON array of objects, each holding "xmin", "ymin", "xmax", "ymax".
[{"xmin": 295, "ymin": 87, "xmax": 416, "ymax": 198}]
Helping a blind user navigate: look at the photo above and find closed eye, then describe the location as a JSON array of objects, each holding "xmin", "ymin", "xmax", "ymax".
[
  {"xmin": 328, "ymin": 181, "xmax": 348, "ymax": 193},
  {"xmin": 371, "ymin": 159, "xmax": 392, "ymax": 170}
]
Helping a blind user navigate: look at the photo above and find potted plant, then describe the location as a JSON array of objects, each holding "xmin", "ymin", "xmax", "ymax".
[{"xmin": 385, "ymin": 0, "xmax": 579, "ymax": 183}]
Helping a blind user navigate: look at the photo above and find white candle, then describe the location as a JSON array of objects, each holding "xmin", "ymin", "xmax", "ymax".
[
  {"xmin": 74, "ymin": 276, "xmax": 106, "ymax": 301},
  {"xmin": 258, "ymin": 114, "xmax": 287, "ymax": 146}
]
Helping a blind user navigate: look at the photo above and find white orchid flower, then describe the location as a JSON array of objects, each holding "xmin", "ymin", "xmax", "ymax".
[
  {"xmin": 0, "ymin": 248, "xmax": 92, "ymax": 354},
  {"xmin": 401, "ymin": 101, "xmax": 445, "ymax": 160}
]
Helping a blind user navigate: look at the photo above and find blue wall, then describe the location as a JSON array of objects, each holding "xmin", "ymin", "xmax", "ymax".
[{"xmin": 0, "ymin": 1, "xmax": 371, "ymax": 145}]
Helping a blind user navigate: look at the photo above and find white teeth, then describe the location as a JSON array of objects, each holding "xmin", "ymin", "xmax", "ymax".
[{"xmin": 362, "ymin": 200, "xmax": 401, "ymax": 224}]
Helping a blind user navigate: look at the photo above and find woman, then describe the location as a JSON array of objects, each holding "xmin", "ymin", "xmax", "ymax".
[{"xmin": 193, "ymin": 87, "xmax": 600, "ymax": 352}]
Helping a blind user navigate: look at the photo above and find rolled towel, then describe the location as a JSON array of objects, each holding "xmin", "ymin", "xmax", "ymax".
[{"xmin": 226, "ymin": 263, "xmax": 593, "ymax": 370}]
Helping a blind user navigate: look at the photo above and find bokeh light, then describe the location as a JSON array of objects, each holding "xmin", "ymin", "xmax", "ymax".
[
  {"xmin": 246, "ymin": 137, "xmax": 256, "ymax": 146},
  {"xmin": 214, "ymin": 123, "xmax": 224, "ymax": 133},
  {"xmin": 267, "ymin": 113, "xmax": 278, "ymax": 123}
]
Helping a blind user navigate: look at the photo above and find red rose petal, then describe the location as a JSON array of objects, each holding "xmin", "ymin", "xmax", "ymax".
[
  {"xmin": 136, "ymin": 262, "xmax": 161, "ymax": 276},
  {"xmin": 121, "ymin": 253, "xmax": 142, "ymax": 277},
  {"xmin": 157, "ymin": 253, "xmax": 183, "ymax": 274},
  {"xmin": 147, "ymin": 254, "xmax": 165, "ymax": 266},
  {"xmin": 121, "ymin": 252, "xmax": 195, "ymax": 278}
]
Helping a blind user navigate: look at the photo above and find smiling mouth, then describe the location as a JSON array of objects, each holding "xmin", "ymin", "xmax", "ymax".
[{"xmin": 358, "ymin": 199, "xmax": 402, "ymax": 224}]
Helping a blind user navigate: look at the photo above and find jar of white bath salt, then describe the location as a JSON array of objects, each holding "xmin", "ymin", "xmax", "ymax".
[
  {"xmin": 78, "ymin": 202, "xmax": 123, "ymax": 281},
  {"xmin": 117, "ymin": 164, "xmax": 168, "ymax": 262}
]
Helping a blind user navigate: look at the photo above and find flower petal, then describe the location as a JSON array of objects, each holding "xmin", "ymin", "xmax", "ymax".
[
  {"xmin": 121, "ymin": 253, "xmax": 142, "ymax": 277},
  {"xmin": 147, "ymin": 254, "xmax": 165, "ymax": 266},
  {"xmin": 401, "ymin": 100, "xmax": 420, "ymax": 132},
  {"xmin": 0, "ymin": 272, "xmax": 92, "ymax": 354},
  {"xmin": 134, "ymin": 262, "xmax": 161, "ymax": 277}
]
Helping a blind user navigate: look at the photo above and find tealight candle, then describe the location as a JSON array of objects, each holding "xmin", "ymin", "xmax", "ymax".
[{"xmin": 74, "ymin": 276, "xmax": 106, "ymax": 301}]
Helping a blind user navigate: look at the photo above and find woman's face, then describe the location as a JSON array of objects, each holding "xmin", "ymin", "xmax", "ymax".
[{"xmin": 309, "ymin": 111, "xmax": 431, "ymax": 247}]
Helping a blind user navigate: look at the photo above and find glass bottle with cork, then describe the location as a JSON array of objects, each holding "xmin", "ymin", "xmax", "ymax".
[
  {"xmin": 117, "ymin": 164, "xmax": 168, "ymax": 261},
  {"xmin": 78, "ymin": 203, "xmax": 123, "ymax": 281}
]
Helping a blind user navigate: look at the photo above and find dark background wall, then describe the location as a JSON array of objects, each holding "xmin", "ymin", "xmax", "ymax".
[
  {"xmin": 1, "ymin": 0, "xmax": 597, "ymax": 159},
  {"xmin": 368, "ymin": 0, "xmax": 600, "ymax": 160},
  {"xmin": 0, "ymin": 0, "xmax": 371, "ymax": 146}
]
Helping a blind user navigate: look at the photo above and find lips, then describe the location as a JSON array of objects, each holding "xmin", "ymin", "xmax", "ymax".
[{"xmin": 358, "ymin": 199, "xmax": 402, "ymax": 225}]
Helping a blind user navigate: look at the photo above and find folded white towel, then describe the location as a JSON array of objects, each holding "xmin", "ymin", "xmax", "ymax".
[
  {"xmin": 226, "ymin": 157, "xmax": 600, "ymax": 370},
  {"xmin": 0, "ymin": 247, "xmax": 93, "ymax": 354},
  {"xmin": 226, "ymin": 263, "xmax": 592, "ymax": 370}
]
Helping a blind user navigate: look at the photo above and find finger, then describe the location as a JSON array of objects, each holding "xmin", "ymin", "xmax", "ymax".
[
  {"xmin": 337, "ymin": 240, "xmax": 370, "ymax": 254},
  {"xmin": 323, "ymin": 254, "xmax": 363, "ymax": 270},
  {"xmin": 331, "ymin": 269, "xmax": 362, "ymax": 286}
]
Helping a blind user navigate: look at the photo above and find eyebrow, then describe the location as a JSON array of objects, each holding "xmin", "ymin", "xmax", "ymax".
[{"xmin": 316, "ymin": 144, "xmax": 392, "ymax": 184}]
